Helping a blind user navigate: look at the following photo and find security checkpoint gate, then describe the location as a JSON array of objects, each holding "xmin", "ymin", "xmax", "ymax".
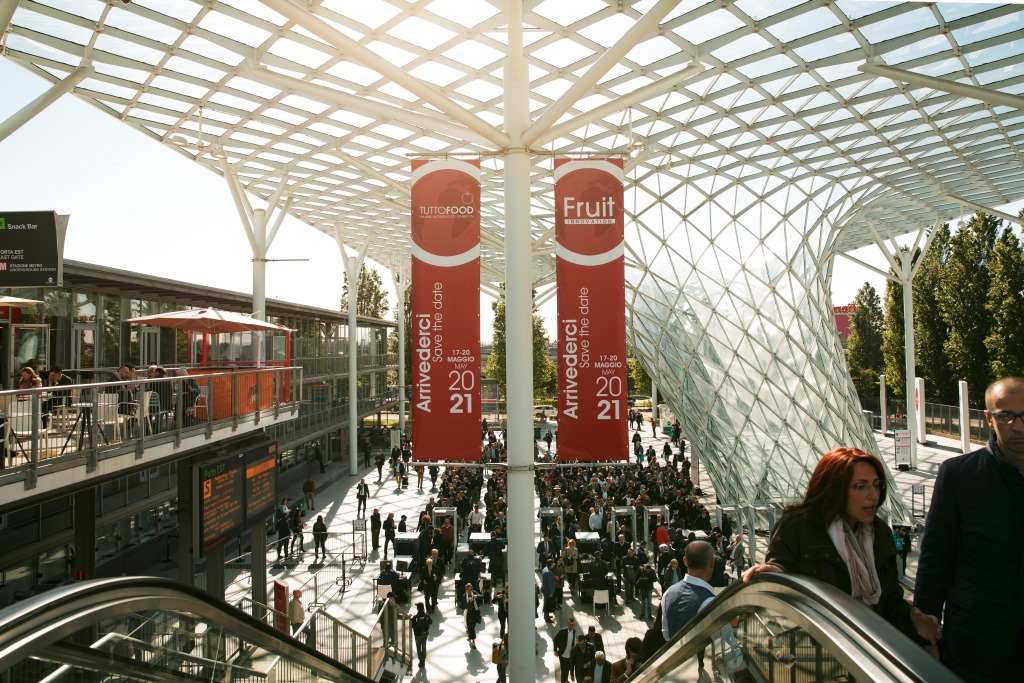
[
  {"xmin": 610, "ymin": 506, "xmax": 638, "ymax": 548},
  {"xmin": 642, "ymin": 505, "xmax": 670, "ymax": 548},
  {"xmin": 539, "ymin": 506, "xmax": 565, "ymax": 547},
  {"xmin": 431, "ymin": 506, "xmax": 459, "ymax": 565},
  {"xmin": 714, "ymin": 504, "xmax": 740, "ymax": 534},
  {"xmin": 749, "ymin": 504, "xmax": 779, "ymax": 567}
]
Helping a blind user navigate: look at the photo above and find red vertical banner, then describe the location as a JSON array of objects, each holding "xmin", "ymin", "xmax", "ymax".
[
  {"xmin": 555, "ymin": 158, "xmax": 628, "ymax": 461},
  {"xmin": 411, "ymin": 159, "xmax": 481, "ymax": 461}
]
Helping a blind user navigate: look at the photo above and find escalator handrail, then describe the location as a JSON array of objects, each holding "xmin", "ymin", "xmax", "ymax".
[
  {"xmin": 0, "ymin": 575, "xmax": 371, "ymax": 682},
  {"xmin": 629, "ymin": 573, "xmax": 959, "ymax": 683}
]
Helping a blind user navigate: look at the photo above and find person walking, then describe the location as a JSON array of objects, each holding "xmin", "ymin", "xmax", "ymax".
[
  {"xmin": 496, "ymin": 634, "xmax": 509, "ymax": 683},
  {"xmin": 289, "ymin": 506, "xmax": 305, "ymax": 556},
  {"xmin": 493, "ymin": 587, "xmax": 508, "ymax": 638},
  {"xmin": 914, "ymin": 376, "xmax": 1024, "ymax": 682},
  {"xmin": 541, "ymin": 559, "xmax": 557, "ymax": 623},
  {"xmin": 637, "ymin": 564, "xmax": 656, "ymax": 620},
  {"xmin": 288, "ymin": 589, "xmax": 305, "ymax": 636},
  {"xmin": 375, "ymin": 451, "xmax": 385, "ymax": 482},
  {"xmin": 411, "ymin": 602, "xmax": 432, "ymax": 668},
  {"xmin": 312, "ymin": 514, "xmax": 328, "ymax": 561},
  {"xmin": 383, "ymin": 512, "xmax": 396, "ymax": 558},
  {"xmin": 553, "ymin": 617, "xmax": 579, "ymax": 683},
  {"xmin": 421, "ymin": 558, "xmax": 443, "ymax": 614},
  {"xmin": 463, "ymin": 583, "xmax": 482, "ymax": 647},
  {"xmin": 370, "ymin": 509, "xmax": 382, "ymax": 551},
  {"xmin": 356, "ymin": 478, "xmax": 370, "ymax": 518},
  {"xmin": 303, "ymin": 475, "xmax": 316, "ymax": 510},
  {"xmin": 275, "ymin": 513, "xmax": 291, "ymax": 561}
]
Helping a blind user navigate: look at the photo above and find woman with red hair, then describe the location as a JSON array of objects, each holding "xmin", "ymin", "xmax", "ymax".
[{"xmin": 744, "ymin": 447, "xmax": 940, "ymax": 646}]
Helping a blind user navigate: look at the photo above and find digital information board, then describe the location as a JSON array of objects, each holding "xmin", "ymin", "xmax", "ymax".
[
  {"xmin": 197, "ymin": 441, "xmax": 278, "ymax": 556},
  {"xmin": 245, "ymin": 442, "xmax": 278, "ymax": 520}
]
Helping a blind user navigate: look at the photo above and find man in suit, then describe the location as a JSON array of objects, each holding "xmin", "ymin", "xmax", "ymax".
[
  {"xmin": 537, "ymin": 533, "xmax": 554, "ymax": 570},
  {"xmin": 420, "ymin": 558, "xmax": 443, "ymax": 613},
  {"xmin": 571, "ymin": 634, "xmax": 595, "ymax": 683},
  {"xmin": 585, "ymin": 625, "xmax": 604, "ymax": 654},
  {"xmin": 591, "ymin": 651, "xmax": 612, "ymax": 683},
  {"xmin": 484, "ymin": 531, "xmax": 506, "ymax": 582},
  {"xmin": 356, "ymin": 478, "xmax": 370, "ymax": 517},
  {"xmin": 915, "ymin": 376, "xmax": 1024, "ymax": 682},
  {"xmin": 541, "ymin": 559, "xmax": 556, "ymax": 623},
  {"xmin": 552, "ymin": 617, "xmax": 579, "ymax": 683}
]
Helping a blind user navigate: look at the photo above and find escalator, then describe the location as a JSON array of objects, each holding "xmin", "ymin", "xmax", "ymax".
[
  {"xmin": 630, "ymin": 573, "xmax": 960, "ymax": 683},
  {"xmin": 0, "ymin": 577, "xmax": 373, "ymax": 683}
]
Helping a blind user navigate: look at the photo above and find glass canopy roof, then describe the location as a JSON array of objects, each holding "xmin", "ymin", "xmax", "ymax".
[{"xmin": 5, "ymin": 0, "xmax": 1023, "ymax": 510}]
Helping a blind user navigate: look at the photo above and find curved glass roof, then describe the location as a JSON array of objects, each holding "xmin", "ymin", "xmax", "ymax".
[{"xmin": 5, "ymin": 0, "xmax": 1023, "ymax": 510}]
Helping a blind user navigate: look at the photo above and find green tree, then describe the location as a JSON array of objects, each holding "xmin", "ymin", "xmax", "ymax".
[
  {"xmin": 985, "ymin": 224, "xmax": 1024, "ymax": 379},
  {"xmin": 483, "ymin": 291, "xmax": 556, "ymax": 399},
  {"xmin": 627, "ymin": 347, "xmax": 652, "ymax": 396},
  {"xmin": 341, "ymin": 264, "xmax": 389, "ymax": 318},
  {"xmin": 847, "ymin": 282, "xmax": 885, "ymax": 398},
  {"xmin": 914, "ymin": 223, "xmax": 954, "ymax": 403},
  {"xmin": 939, "ymin": 213, "xmax": 999, "ymax": 404},
  {"xmin": 881, "ymin": 273, "xmax": 906, "ymax": 399},
  {"xmin": 388, "ymin": 286, "xmax": 412, "ymax": 396}
]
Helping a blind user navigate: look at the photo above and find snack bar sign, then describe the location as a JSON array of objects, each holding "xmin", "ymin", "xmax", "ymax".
[{"xmin": 0, "ymin": 211, "xmax": 67, "ymax": 287}]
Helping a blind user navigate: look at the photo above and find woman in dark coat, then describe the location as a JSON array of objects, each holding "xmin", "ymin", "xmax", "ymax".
[{"xmin": 744, "ymin": 447, "xmax": 940, "ymax": 646}]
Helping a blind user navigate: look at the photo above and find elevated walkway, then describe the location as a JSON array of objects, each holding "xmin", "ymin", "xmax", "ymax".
[{"xmin": 0, "ymin": 367, "xmax": 302, "ymax": 510}]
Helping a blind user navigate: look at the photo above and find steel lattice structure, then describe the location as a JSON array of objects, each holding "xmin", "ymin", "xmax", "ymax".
[{"xmin": 4, "ymin": 1, "xmax": 1024, "ymax": 517}]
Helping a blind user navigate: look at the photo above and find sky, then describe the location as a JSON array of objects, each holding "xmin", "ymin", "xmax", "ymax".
[{"xmin": 1, "ymin": 58, "xmax": 1020, "ymax": 342}]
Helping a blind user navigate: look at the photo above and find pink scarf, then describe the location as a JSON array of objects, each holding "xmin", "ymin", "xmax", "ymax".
[{"xmin": 827, "ymin": 518, "xmax": 881, "ymax": 605}]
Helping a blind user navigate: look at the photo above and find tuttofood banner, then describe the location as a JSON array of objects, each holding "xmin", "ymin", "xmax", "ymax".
[
  {"xmin": 555, "ymin": 158, "xmax": 627, "ymax": 461},
  {"xmin": 411, "ymin": 159, "xmax": 481, "ymax": 461}
]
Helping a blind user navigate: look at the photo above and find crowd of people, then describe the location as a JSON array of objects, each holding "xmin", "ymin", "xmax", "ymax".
[{"xmin": 283, "ymin": 377, "xmax": 1024, "ymax": 683}]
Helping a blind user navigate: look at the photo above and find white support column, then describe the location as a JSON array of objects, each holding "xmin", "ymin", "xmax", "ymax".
[
  {"xmin": 252, "ymin": 208, "xmax": 267, "ymax": 320},
  {"xmin": 391, "ymin": 267, "xmax": 408, "ymax": 439},
  {"xmin": 899, "ymin": 249, "xmax": 918, "ymax": 468},
  {"xmin": 336, "ymin": 229, "xmax": 371, "ymax": 477},
  {"xmin": 346, "ymin": 256, "xmax": 361, "ymax": 477},
  {"xmin": 879, "ymin": 373, "xmax": 888, "ymax": 435},
  {"xmin": 958, "ymin": 381, "xmax": 971, "ymax": 454},
  {"xmin": 504, "ymin": 3, "xmax": 536, "ymax": 681},
  {"xmin": 0, "ymin": 0, "xmax": 19, "ymax": 38},
  {"xmin": 0, "ymin": 64, "xmax": 94, "ymax": 144},
  {"xmin": 219, "ymin": 162, "xmax": 291, "ymax": 322},
  {"xmin": 651, "ymin": 382, "xmax": 658, "ymax": 425}
]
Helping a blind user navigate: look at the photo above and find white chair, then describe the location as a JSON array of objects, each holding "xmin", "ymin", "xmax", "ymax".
[
  {"xmin": 592, "ymin": 589, "xmax": 611, "ymax": 616},
  {"xmin": 95, "ymin": 394, "xmax": 124, "ymax": 442},
  {"xmin": 140, "ymin": 390, "xmax": 164, "ymax": 435},
  {"xmin": 374, "ymin": 583, "xmax": 391, "ymax": 612}
]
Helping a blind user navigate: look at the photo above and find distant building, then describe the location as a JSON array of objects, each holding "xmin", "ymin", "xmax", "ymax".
[{"xmin": 834, "ymin": 304, "xmax": 855, "ymax": 348}]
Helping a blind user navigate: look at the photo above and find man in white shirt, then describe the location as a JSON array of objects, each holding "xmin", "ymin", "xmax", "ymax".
[
  {"xmin": 588, "ymin": 507, "xmax": 603, "ymax": 534},
  {"xmin": 553, "ymin": 617, "xmax": 578, "ymax": 683},
  {"xmin": 468, "ymin": 504, "xmax": 486, "ymax": 535}
]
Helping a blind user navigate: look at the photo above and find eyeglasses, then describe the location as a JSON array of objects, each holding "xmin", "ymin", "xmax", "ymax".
[
  {"xmin": 989, "ymin": 411, "xmax": 1024, "ymax": 426},
  {"xmin": 850, "ymin": 481, "xmax": 885, "ymax": 493}
]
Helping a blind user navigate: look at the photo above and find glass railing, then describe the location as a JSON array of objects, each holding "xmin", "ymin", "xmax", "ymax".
[
  {"xmin": 0, "ymin": 576, "xmax": 373, "ymax": 683},
  {"xmin": 631, "ymin": 573, "xmax": 959, "ymax": 683},
  {"xmin": 0, "ymin": 367, "xmax": 302, "ymax": 482}
]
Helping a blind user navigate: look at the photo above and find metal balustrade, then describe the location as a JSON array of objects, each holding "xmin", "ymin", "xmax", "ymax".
[{"xmin": 0, "ymin": 367, "xmax": 302, "ymax": 490}]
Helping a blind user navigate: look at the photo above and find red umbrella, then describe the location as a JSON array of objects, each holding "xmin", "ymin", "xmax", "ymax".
[{"xmin": 125, "ymin": 307, "xmax": 288, "ymax": 333}]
